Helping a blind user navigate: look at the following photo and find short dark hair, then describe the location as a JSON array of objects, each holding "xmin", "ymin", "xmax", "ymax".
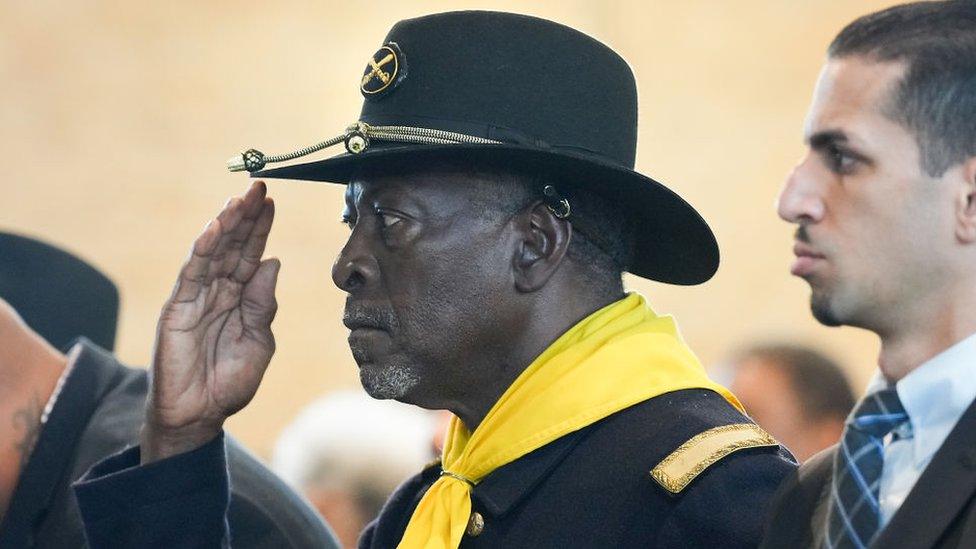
[
  {"xmin": 564, "ymin": 186, "xmax": 634, "ymax": 290},
  {"xmin": 734, "ymin": 344, "xmax": 855, "ymax": 423},
  {"xmin": 828, "ymin": 0, "xmax": 976, "ymax": 176}
]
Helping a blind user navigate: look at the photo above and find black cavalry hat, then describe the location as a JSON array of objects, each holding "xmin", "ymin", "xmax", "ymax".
[
  {"xmin": 230, "ymin": 11, "xmax": 719, "ymax": 285},
  {"xmin": 0, "ymin": 232, "xmax": 120, "ymax": 351}
]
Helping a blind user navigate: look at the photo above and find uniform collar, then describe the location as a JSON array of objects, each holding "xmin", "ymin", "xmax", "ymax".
[{"xmin": 865, "ymin": 331, "xmax": 976, "ymax": 469}]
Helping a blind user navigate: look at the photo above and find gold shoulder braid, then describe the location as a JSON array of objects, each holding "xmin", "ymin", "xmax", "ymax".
[{"xmin": 651, "ymin": 423, "xmax": 778, "ymax": 494}]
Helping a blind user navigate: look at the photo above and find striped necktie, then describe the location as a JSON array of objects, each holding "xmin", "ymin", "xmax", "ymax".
[{"xmin": 824, "ymin": 387, "xmax": 908, "ymax": 549}]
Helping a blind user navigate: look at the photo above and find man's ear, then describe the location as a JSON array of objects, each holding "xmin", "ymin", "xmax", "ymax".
[
  {"xmin": 512, "ymin": 201, "xmax": 571, "ymax": 292},
  {"xmin": 955, "ymin": 157, "xmax": 976, "ymax": 244}
]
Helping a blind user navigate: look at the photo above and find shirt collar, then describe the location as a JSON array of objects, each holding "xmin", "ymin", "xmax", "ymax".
[
  {"xmin": 40, "ymin": 344, "xmax": 82, "ymax": 424},
  {"xmin": 865, "ymin": 332, "xmax": 976, "ymax": 468}
]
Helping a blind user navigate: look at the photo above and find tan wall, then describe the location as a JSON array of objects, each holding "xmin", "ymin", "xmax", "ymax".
[{"xmin": 1, "ymin": 0, "xmax": 897, "ymax": 458}]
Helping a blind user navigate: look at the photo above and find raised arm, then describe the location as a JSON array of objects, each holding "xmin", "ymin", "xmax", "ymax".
[
  {"xmin": 74, "ymin": 181, "xmax": 282, "ymax": 548},
  {"xmin": 144, "ymin": 180, "xmax": 279, "ymax": 462}
]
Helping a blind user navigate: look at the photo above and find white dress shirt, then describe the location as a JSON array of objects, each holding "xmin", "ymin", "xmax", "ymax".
[{"xmin": 864, "ymin": 332, "xmax": 976, "ymax": 526}]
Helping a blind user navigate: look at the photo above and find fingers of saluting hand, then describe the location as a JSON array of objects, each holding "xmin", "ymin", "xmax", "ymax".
[
  {"xmin": 240, "ymin": 257, "xmax": 281, "ymax": 336},
  {"xmin": 232, "ymin": 198, "xmax": 275, "ymax": 283},
  {"xmin": 172, "ymin": 181, "xmax": 270, "ymax": 303},
  {"xmin": 210, "ymin": 181, "xmax": 265, "ymax": 277},
  {"xmin": 214, "ymin": 181, "xmax": 268, "ymax": 278},
  {"xmin": 171, "ymin": 216, "xmax": 221, "ymax": 303}
]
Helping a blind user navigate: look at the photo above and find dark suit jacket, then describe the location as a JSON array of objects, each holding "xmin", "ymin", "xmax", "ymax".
[
  {"xmin": 762, "ymin": 396, "xmax": 976, "ymax": 549},
  {"xmin": 360, "ymin": 389, "xmax": 797, "ymax": 548},
  {"xmin": 0, "ymin": 339, "xmax": 337, "ymax": 549}
]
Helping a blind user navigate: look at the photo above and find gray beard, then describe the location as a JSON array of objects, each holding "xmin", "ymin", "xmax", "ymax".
[{"xmin": 360, "ymin": 361, "xmax": 421, "ymax": 400}]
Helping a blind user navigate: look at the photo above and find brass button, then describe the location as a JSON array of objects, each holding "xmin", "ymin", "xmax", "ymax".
[{"xmin": 466, "ymin": 511, "xmax": 485, "ymax": 537}]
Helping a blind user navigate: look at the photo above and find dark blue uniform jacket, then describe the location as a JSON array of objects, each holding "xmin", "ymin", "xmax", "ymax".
[{"xmin": 73, "ymin": 388, "xmax": 795, "ymax": 548}]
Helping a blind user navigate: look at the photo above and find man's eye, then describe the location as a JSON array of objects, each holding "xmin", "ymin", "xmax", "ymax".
[
  {"xmin": 340, "ymin": 216, "xmax": 356, "ymax": 229},
  {"xmin": 379, "ymin": 213, "xmax": 402, "ymax": 228},
  {"xmin": 826, "ymin": 145, "xmax": 856, "ymax": 174}
]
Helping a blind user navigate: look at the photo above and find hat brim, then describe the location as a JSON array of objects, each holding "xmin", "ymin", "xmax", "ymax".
[{"xmin": 253, "ymin": 143, "xmax": 718, "ymax": 285}]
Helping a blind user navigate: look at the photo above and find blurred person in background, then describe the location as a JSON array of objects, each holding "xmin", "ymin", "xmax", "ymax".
[
  {"xmin": 762, "ymin": 2, "xmax": 976, "ymax": 547},
  {"xmin": 272, "ymin": 390, "xmax": 438, "ymax": 548},
  {"xmin": 0, "ymin": 231, "xmax": 338, "ymax": 548},
  {"xmin": 727, "ymin": 343, "xmax": 855, "ymax": 462}
]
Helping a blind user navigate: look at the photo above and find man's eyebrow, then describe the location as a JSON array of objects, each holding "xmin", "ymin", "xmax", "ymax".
[{"xmin": 807, "ymin": 130, "xmax": 848, "ymax": 149}]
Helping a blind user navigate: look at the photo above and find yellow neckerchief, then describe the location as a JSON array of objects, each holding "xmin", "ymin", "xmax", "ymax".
[{"xmin": 396, "ymin": 292, "xmax": 742, "ymax": 549}]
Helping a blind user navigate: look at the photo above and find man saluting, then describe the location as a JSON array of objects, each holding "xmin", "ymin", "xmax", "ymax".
[{"xmin": 75, "ymin": 11, "xmax": 794, "ymax": 548}]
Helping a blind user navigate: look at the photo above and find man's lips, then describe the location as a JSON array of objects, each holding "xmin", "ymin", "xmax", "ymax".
[
  {"xmin": 343, "ymin": 319, "xmax": 388, "ymax": 332},
  {"xmin": 342, "ymin": 309, "xmax": 393, "ymax": 332},
  {"xmin": 791, "ymin": 242, "xmax": 826, "ymax": 276},
  {"xmin": 344, "ymin": 313, "xmax": 393, "ymax": 366}
]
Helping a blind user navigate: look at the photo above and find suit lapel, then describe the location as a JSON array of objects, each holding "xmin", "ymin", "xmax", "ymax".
[
  {"xmin": 871, "ymin": 396, "xmax": 976, "ymax": 548},
  {"xmin": 809, "ymin": 450, "xmax": 834, "ymax": 548},
  {"xmin": 761, "ymin": 446, "xmax": 834, "ymax": 548}
]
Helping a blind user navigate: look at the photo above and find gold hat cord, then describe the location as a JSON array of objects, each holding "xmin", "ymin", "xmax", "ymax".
[{"xmin": 227, "ymin": 121, "xmax": 502, "ymax": 173}]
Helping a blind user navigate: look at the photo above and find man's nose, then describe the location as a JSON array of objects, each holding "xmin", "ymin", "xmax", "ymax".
[
  {"xmin": 331, "ymin": 229, "xmax": 378, "ymax": 294},
  {"xmin": 777, "ymin": 158, "xmax": 825, "ymax": 224}
]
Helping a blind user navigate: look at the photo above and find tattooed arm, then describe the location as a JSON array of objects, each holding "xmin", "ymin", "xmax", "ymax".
[
  {"xmin": 0, "ymin": 298, "xmax": 68, "ymax": 521},
  {"xmin": 12, "ymin": 394, "xmax": 44, "ymax": 468}
]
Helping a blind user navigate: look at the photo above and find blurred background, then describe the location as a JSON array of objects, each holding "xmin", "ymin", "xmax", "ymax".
[{"xmin": 1, "ymin": 1, "xmax": 899, "ymax": 463}]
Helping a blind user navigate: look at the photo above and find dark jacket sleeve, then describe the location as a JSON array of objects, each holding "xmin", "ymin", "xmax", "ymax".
[
  {"xmin": 74, "ymin": 433, "xmax": 231, "ymax": 549},
  {"xmin": 652, "ymin": 447, "xmax": 797, "ymax": 548}
]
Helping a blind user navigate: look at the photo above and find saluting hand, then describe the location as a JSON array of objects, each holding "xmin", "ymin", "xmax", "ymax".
[{"xmin": 142, "ymin": 181, "xmax": 279, "ymax": 464}]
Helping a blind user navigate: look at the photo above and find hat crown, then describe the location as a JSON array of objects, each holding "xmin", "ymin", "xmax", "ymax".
[
  {"xmin": 359, "ymin": 11, "xmax": 638, "ymax": 168},
  {"xmin": 252, "ymin": 11, "xmax": 719, "ymax": 285}
]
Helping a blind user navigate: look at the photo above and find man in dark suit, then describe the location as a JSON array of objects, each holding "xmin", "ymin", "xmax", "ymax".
[
  {"xmin": 0, "ymin": 232, "xmax": 338, "ymax": 548},
  {"xmin": 69, "ymin": 11, "xmax": 795, "ymax": 548},
  {"xmin": 763, "ymin": 2, "xmax": 976, "ymax": 548}
]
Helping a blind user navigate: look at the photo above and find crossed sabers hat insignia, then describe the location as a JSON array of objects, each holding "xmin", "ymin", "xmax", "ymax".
[{"xmin": 362, "ymin": 51, "xmax": 395, "ymax": 86}]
